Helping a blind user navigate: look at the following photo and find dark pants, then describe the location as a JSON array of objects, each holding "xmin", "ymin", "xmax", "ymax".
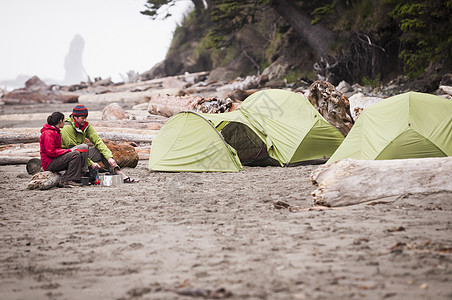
[
  {"xmin": 67, "ymin": 144, "xmax": 118, "ymax": 173},
  {"xmin": 47, "ymin": 151, "xmax": 82, "ymax": 182},
  {"xmin": 88, "ymin": 146, "xmax": 119, "ymax": 173}
]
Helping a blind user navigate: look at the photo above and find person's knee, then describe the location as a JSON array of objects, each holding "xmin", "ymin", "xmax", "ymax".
[
  {"xmin": 72, "ymin": 144, "xmax": 88, "ymax": 152},
  {"xmin": 71, "ymin": 150, "xmax": 81, "ymax": 159}
]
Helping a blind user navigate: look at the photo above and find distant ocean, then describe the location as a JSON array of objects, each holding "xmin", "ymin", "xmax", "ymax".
[{"xmin": 1, "ymin": 76, "xmax": 61, "ymax": 92}]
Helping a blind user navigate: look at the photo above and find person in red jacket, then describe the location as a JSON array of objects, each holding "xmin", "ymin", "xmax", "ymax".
[{"xmin": 40, "ymin": 112, "xmax": 85, "ymax": 188}]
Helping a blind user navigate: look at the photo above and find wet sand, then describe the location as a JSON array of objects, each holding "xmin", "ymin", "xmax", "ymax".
[{"xmin": 0, "ymin": 160, "xmax": 451, "ymax": 299}]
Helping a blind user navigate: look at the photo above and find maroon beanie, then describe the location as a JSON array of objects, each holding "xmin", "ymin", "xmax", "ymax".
[{"xmin": 72, "ymin": 104, "xmax": 88, "ymax": 116}]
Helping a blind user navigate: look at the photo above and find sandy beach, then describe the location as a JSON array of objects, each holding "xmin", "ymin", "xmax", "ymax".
[{"xmin": 0, "ymin": 102, "xmax": 451, "ymax": 299}]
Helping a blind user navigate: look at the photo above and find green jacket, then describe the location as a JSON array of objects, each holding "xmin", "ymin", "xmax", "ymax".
[{"xmin": 61, "ymin": 115, "xmax": 113, "ymax": 166}]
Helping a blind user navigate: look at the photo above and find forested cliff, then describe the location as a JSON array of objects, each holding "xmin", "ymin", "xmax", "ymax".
[{"xmin": 141, "ymin": 0, "xmax": 452, "ymax": 91}]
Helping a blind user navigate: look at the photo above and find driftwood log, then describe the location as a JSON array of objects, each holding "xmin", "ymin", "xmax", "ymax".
[
  {"xmin": 27, "ymin": 171, "xmax": 61, "ymax": 190},
  {"xmin": 148, "ymin": 94, "xmax": 239, "ymax": 118},
  {"xmin": 310, "ymin": 157, "xmax": 452, "ymax": 207},
  {"xmin": 308, "ymin": 80, "xmax": 354, "ymax": 136},
  {"xmin": 103, "ymin": 141, "xmax": 139, "ymax": 168},
  {"xmin": 0, "ymin": 156, "xmax": 35, "ymax": 165},
  {"xmin": 0, "ymin": 143, "xmax": 40, "ymax": 165},
  {"xmin": 3, "ymin": 76, "xmax": 78, "ymax": 104},
  {"xmin": 78, "ymin": 89, "xmax": 182, "ymax": 105},
  {"xmin": 135, "ymin": 146, "xmax": 151, "ymax": 160},
  {"xmin": 0, "ymin": 128, "xmax": 156, "ymax": 144}
]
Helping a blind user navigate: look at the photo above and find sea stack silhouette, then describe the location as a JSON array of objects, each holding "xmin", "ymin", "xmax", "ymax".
[{"xmin": 63, "ymin": 34, "xmax": 86, "ymax": 85}]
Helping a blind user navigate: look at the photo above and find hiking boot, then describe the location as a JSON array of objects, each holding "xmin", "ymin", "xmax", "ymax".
[{"xmin": 58, "ymin": 180, "xmax": 81, "ymax": 188}]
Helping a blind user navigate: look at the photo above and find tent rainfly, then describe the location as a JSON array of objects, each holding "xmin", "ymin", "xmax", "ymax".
[
  {"xmin": 327, "ymin": 91, "xmax": 452, "ymax": 164},
  {"xmin": 149, "ymin": 89, "xmax": 345, "ymax": 172},
  {"xmin": 148, "ymin": 111, "xmax": 243, "ymax": 172}
]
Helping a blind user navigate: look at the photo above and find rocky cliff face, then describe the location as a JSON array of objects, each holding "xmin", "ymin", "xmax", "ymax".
[
  {"xmin": 140, "ymin": 1, "xmax": 451, "ymax": 92},
  {"xmin": 141, "ymin": 7, "xmax": 317, "ymax": 85}
]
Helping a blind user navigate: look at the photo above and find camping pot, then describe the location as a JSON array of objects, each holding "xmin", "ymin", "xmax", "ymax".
[
  {"xmin": 81, "ymin": 177, "xmax": 90, "ymax": 186},
  {"xmin": 101, "ymin": 174, "xmax": 123, "ymax": 187}
]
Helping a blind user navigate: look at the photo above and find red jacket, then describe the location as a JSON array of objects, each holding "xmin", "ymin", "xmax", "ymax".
[{"xmin": 40, "ymin": 123, "xmax": 71, "ymax": 170}]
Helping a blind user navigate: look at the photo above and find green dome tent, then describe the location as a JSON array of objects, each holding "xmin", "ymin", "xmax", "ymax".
[
  {"xmin": 149, "ymin": 111, "xmax": 243, "ymax": 172},
  {"xmin": 327, "ymin": 92, "xmax": 452, "ymax": 164},
  {"xmin": 236, "ymin": 89, "xmax": 345, "ymax": 165},
  {"xmin": 149, "ymin": 89, "xmax": 345, "ymax": 172}
]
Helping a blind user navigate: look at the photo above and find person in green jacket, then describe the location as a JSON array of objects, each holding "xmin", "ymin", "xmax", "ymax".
[{"xmin": 61, "ymin": 104, "xmax": 137, "ymax": 183}]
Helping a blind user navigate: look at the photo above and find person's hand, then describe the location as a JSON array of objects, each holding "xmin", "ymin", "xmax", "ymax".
[
  {"xmin": 108, "ymin": 158, "xmax": 116, "ymax": 168},
  {"xmin": 91, "ymin": 162, "xmax": 101, "ymax": 169}
]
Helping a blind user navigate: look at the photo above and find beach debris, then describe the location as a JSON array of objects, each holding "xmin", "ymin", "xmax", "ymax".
[
  {"xmin": 335, "ymin": 80, "xmax": 353, "ymax": 95},
  {"xmin": 78, "ymin": 89, "xmax": 182, "ymax": 105},
  {"xmin": 162, "ymin": 76, "xmax": 190, "ymax": 89},
  {"xmin": 367, "ymin": 200, "xmax": 394, "ymax": 206},
  {"xmin": 26, "ymin": 157, "xmax": 42, "ymax": 175},
  {"xmin": 227, "ymin": 89, "xmax": 254, "ymax": 102},
  {"xmin": 148, "ymin": 94, "xmax": 238, "ymax": 118},
  {"xmin": 0, "ymin": 143, "xmax": 41, "ymax": 165},
  {"xmin": 0, "ymin": 128, "xmax": 40, "ymax": 145},
  {"xmin": 3, "ymin": 76, "xmax": 79, "ymax": 104},
  {"xmin": 170, "ymin": 287, "xmax": 232, "ymax": 299},
  {"xmin": 0, "ymin": 127, "xmax": 155, "ymax": 145},
  {"xmin": 419, "ymin": 283, "xmax": 429, "ymax": 290},
  {"xmin": 273, "ymin": 201, "xmax": 342, "ymax": 212},
  {"xmin": 389, "ymin": 241, "xmax": 452, "ymax": 255},
  {"xmin": 104, "ymin": 140, "xmax": 139, "ymax": 168},
  {"xmin": 273, "ymin": 200, "xmax": 292, "ymax": 209},
  {"xmin": 27, "ymin": 171, "xmax": 61, "ymax": 190},
  {"xmin": 126, "ymin": 287, "xmax": 152, "ymax": 297},
  {"xmin": 217, "ymin": 75, "xmax": 261, "ymax": 92},
  {"xmin": 348, "ymin": 92, "xmax": 384, "ymax": 120},
  {"xmin": 102, "ymin": 103, "xmax": 128, "ymax": 121},
  {"xmin": 311, "ymin": 157, "xmax": 452, "ymax": 207},
  {"xmin": 437, "ymin": 85, "xmax": 452, "ymax": 99},
  {"xmin": 386, "ymin": 226, "xmax": 406, "ymax": 233},
  {"xmin": 0, "ymin": 155, "xmax": 36, "ymax": 165},
  {"xmin": 307, "ymin": 80, "xmax": 354, "ymax": 136}
]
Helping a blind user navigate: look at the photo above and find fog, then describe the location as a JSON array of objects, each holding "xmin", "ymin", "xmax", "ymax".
[{"xmin": 0, "ymin": 0, "xmax": 191, "ymax": 88}]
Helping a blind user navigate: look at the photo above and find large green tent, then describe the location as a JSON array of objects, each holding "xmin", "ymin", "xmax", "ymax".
[
  {"xmin": 149, "ymin": 89, "xmax": 345, "ymax": 172},
  {"xmin": 327, "ymin": 92, "xmax": 452, "ymax": 164}
]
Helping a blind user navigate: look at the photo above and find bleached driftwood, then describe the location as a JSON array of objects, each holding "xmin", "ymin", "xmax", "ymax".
[
  {"xmin": 148, "ymin": 94, "xmax": 237, "ymax": 117},
  {"xmin": 311, "ymin": 157, "xmax": 452, "ymax": 207},
  {"xmin": 28, "ymin": 171, "xmax": 61, "ymax": 190},
  {"xmin": 3, "ymin": 76, "xmax": 78, "ymax": 105},
  {"xmin": 78, "ymin": 89, "xmax": 182, "ymax": 105},
  {"xmin": 0, "ymin": 128, "xmax": 156, "ymax": 144},
  {"xmin": 0, "ymin": 156, "xmax": 34, "ymax": 165},
  {"xmin": 0, "ymin": 143, "xmax": 40, "ymax": 165},
  {"xmin": 0, "ymin": 142, "xmax": 40, "ymax": 155},
  {"xmin": 75, "ymin": 126, "xmax": 158, "ymax": 143},
  {"xmin": 0, "ymin": 111, "xmax": 102, "ymax": 122},
  {"xmin": 135, "ymin": 146, "xmax": 151, "ymax": 160},
  {"xmin": 0, "ymin": 129, "xmax": 40, "ymax": 144}
]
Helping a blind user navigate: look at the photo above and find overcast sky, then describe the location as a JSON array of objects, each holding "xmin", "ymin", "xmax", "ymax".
[{"xmin": 0, "ymin": 0, "xmax": 191, "ymax": 86}]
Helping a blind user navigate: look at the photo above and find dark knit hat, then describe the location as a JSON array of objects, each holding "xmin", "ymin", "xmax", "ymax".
[{"xmin": 72, "ymin": 104, "xmax": 88, "ymax": 116}]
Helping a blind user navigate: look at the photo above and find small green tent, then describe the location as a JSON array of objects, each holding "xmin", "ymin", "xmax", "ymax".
[
  {"xmin": 149, "ymin": 89, "xmax": 345, "ymax": 172},
  {"xmin": 149, "ymin": 112, "xmax": 243, "ymax": 172},
  {"xmin": 327, "ymin": 91, "xmax": 452, "ymax": 164}
]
